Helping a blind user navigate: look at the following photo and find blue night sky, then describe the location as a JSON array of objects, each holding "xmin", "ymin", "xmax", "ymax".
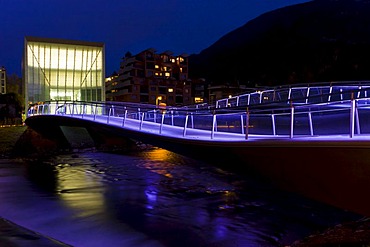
[{"xmin": 0, "ymin": 0, "xmax": 309, "ymax": 76}]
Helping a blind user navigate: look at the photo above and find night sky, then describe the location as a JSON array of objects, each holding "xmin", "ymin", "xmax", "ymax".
[{"xmin": 1, "ymin": 0, "xmax": 309, "ymax": 76}]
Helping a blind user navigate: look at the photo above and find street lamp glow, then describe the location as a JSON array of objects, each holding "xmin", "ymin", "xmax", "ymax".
[{"xmin": 156, "ymin": 96, "xmax": 162, "ymax": 105}]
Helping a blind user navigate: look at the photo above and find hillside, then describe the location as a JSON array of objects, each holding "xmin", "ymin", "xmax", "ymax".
[{"xmin": 189, "ymin": 0, "xmax": 370, "ymax": 86}]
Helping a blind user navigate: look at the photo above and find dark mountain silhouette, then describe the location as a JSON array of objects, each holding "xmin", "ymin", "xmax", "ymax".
[{"xmin": 189, "ymin": 0, "xmax": 370, "ymax": 86}]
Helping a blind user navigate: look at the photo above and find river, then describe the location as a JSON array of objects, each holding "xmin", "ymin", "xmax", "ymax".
[{"xmin": 0, "ymin": 148, "xmax": 360, "ymax": 246}]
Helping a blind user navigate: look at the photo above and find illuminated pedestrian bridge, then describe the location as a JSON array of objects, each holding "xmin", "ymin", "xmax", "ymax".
[
  {"xmin": 27, "ymin": 81, "xmax": 370, "ymax": 141},
  {"xmin": 25, "ymin": 81, "xmax": 370, "ymax": 217}
]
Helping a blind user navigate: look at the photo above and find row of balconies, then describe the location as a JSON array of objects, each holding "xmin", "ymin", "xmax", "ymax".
[
  {"xmin": 107, "ymin": 85, "xmax": 191, "ymax": 96},
  {"xmin": 120, "ymin": 60, "xmax": 187, "ymax": 74}
]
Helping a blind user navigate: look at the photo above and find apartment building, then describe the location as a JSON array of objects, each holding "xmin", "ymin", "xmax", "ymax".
[
  {"xmin": 106, "ymin": 49, "xmax": 192, "ymax": 106},
  {"xmin": 0, "ymin": 66, "xmax": 6, "ymax": 94}
]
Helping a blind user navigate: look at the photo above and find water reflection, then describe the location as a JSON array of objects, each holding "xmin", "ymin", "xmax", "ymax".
[
  {"xmin": 56, "ymin": 162, "xmax": 106, "ymax": 218},
  {"xmin": 0, "ymin": 150, "xmax": 361, "ymax": 246},
  {"xmin": 25, "ymin": 159, "xmax": 58, "ymax": 192}
]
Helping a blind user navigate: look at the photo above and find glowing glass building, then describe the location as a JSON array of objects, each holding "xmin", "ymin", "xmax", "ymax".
[{"xmin": 24, "ymin": 37, "xmax": 105, "ymax": 106}]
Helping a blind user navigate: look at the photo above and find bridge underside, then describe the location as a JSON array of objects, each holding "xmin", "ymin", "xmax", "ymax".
[
  {"xmin": 26, "ymin": 115, "xmax": 370, "ymax": 217},
  {"xmin": 25, "ymin": 115, "xmax": 136, "ymax": 152}
]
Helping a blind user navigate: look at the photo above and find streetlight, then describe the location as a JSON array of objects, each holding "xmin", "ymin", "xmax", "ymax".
[{"xmin": 156, "ymin": 96, "xmax": 162, "ymax": 106}]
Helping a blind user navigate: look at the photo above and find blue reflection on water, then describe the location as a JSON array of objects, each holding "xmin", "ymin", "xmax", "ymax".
[{"xmin": 0, "ymin": 149, "xmax": 361, "ymax": 246}]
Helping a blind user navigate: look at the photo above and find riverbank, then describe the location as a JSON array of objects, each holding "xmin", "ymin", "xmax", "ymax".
[
  {"xmin": 0, "ymin": 125, "xmax": 26, "ymax": 158},
  {"xmin": 291, "ymin": 217, "xmax": 370, "ymax": 246},
  {"xmin": 0, "ymin": 126, "xmax": 71, "ymax": 246},
  {"xmin": 0, "ymin": 217, "xmax": 69, "ymax": 246},
  {"xmin": 1, "ymin": 126, "xmax": 370, "ymax": 246}
]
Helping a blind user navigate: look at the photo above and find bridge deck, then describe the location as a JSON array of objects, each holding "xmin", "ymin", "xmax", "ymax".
[{"xmin": 58, "ymin": 113, "xmax": 370, "ymax": 144}]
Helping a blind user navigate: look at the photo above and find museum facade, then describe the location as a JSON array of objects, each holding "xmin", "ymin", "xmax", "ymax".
[{"xmin": 24, "ymin": 37, "xmax": 105, "ymax": 108}]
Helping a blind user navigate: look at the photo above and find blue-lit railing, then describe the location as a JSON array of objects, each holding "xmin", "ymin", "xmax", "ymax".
[
  {"xmin": 27, "ymin": 86, "xmax": 370, "ymax": 141},
  {"xmin": 215, "ymin": 81, "xmax": 370, "ymax": 108}
]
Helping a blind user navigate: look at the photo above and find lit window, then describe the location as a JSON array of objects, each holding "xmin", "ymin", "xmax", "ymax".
[
  {"xmin": 177, "ymin": 57, "xmax": 185, "ymax": 63},
  {"xmin": 168, "ymin": 88, "xmax": 173, "ymax": 93},
  {"xmin": 195, "ymin": 97, "xmax": 203, "ymax": 103},
  {"xmin": 180, "ymin": 68, "xmax": 183, "ymax": 73},
  {"xmin": 165, "ymin": 72, "xmax": 170, "ymax": 77},
  {"xmin": 155, "ymin": 65, "xmax": 159, "ymax": 69}
]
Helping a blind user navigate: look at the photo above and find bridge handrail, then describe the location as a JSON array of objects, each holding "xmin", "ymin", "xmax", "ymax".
[
  {"xmin": 215, "ymin": 81, "xmax": 370, "ymax": 109},
  {"xmin": 27, "ymin": 91, "xmax": 370, "ymax": 141}
]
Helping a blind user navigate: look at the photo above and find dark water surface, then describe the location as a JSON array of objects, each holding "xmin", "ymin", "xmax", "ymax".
[{"xmin": 0, "ymin": 149, "xmax": 360, "ymax": 246}]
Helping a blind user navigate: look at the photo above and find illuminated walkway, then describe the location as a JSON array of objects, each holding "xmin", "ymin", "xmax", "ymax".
[{"xmin": 26, "ymin": 81, "xmax": 370, "ymax": 142}]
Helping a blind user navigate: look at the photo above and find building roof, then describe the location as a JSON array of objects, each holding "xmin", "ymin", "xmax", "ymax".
[{"xmin": 25, "ymin": 36, "xmax": 104, "ymax": 47}]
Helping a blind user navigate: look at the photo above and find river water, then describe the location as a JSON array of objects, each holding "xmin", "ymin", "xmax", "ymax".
[{"xmin": 0, "ymin": 149, "xmax": 360, "ymax": 246}]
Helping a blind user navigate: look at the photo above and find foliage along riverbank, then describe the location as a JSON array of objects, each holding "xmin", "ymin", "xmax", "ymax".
[{"xmin": 0, "ymin": 125, "xmax": 26, "ymax": 158}]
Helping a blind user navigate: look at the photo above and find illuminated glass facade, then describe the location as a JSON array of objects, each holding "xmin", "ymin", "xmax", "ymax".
[{"xmin": 24, "ymin": 37, "xmax": 105, "ymax": 105}]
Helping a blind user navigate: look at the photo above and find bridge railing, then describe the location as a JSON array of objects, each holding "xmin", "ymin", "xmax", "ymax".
[
  {"xmin": 216, "ymin": 81, "xmax": 370, "ymax": 108},
  {"xmin": 27, "ymin": 94, "xmax": 370, "ymax": 140}
]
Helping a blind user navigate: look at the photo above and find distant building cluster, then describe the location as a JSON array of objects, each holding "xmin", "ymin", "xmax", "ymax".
[{"xmin": 106, "ymin": 48, "xmax": 205, "ymax": 106}]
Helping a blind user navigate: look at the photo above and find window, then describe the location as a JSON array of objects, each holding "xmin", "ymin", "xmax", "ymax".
[
  {"xmin": 165, "ymin": 72, "xmax": 170, "ymax": 77},
  {"xmin": 168, "ymin": 88, "xmax": 173, "ymax": 93},
  {"xmin": 146, "ymin": 62, "xmax": 155, "ymax": 69},
  {"xmin": 195, "ymin": 97, "xmax": 203, "ymax": 103},
  {"xmin": 140, "ymin": 85, "xmax": 148, "ymax": 93},
  {"xmin": 162, "ymin": 55, "xmax": 169, "ymax": 62}
]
